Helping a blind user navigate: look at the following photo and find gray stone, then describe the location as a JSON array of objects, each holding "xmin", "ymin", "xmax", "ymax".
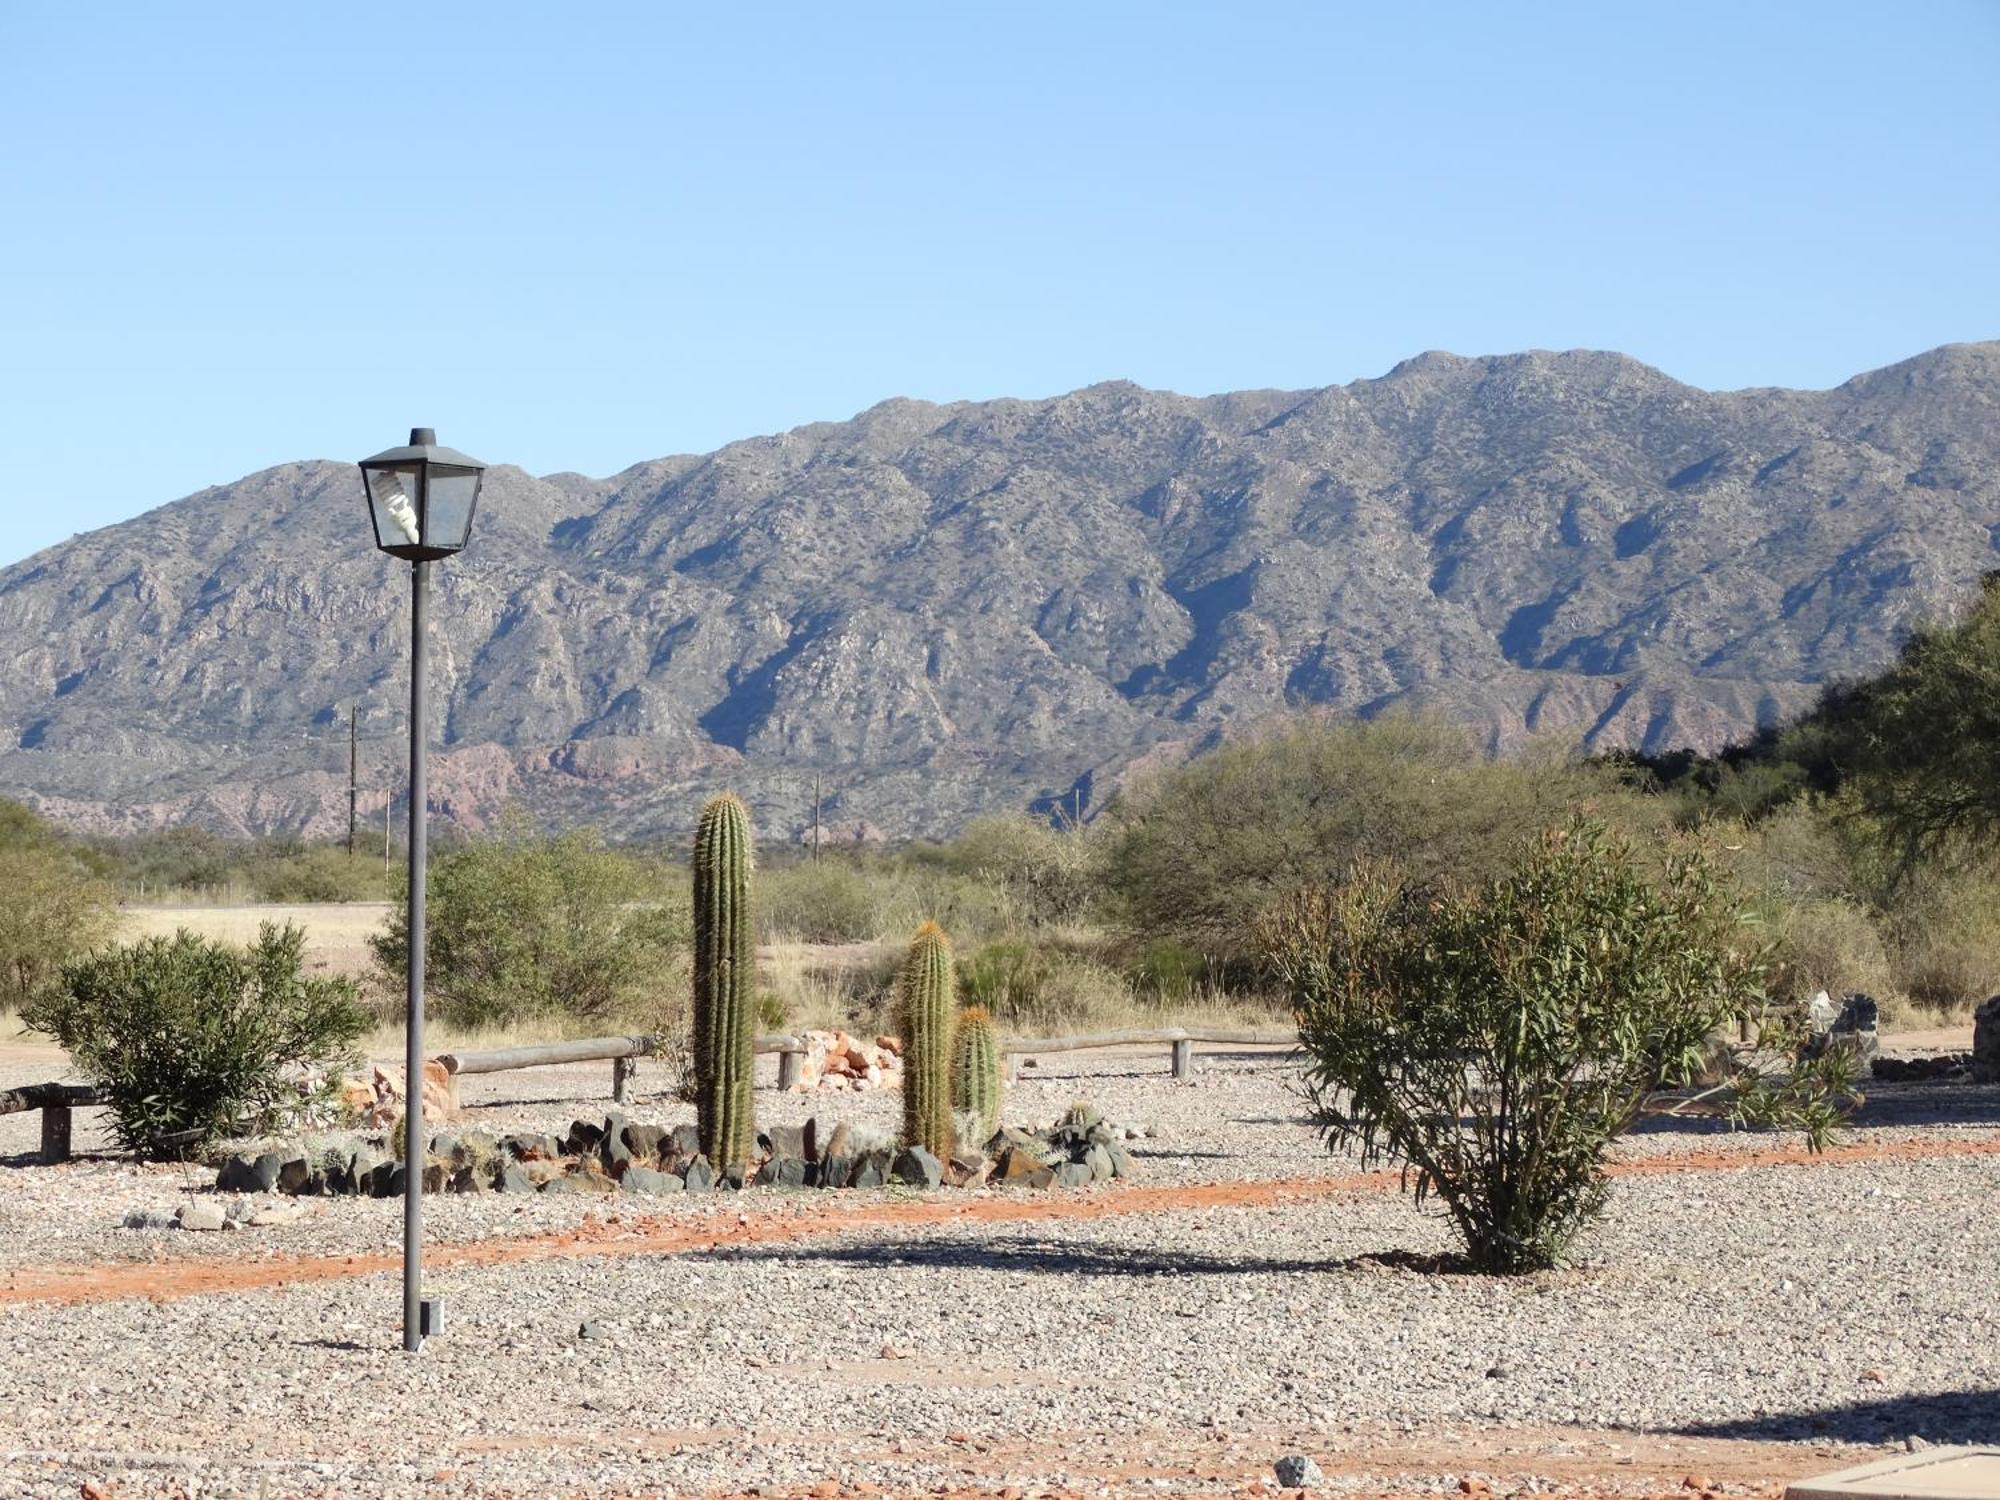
[
  {"xmin": 669, "ymin": 1124, "xmax": 702, "ymax": 1161},
  {"xmin": 1273, "ymin": 1455, "xmax": 1325, "ymax": 1489},
  {"xmin": 996, "ymin": 1149, "xmax": 1055, "ymax": 1189},
  {"xmin": 214, "ymin": 1153, "xmax": 266, "ymax": 1194},
  {"xmin": 600, "ymin": 1130, "xmax": 634, "ymax": 1177},
  {"xmin": 1974, "ymin": 995, "xmax": 2000, "ymax": 1084},
  {"xmin": 177, "ymin": 1201, "xmax": 228, "ymax": 1232},
  {"xmin": 1085, "ymin": 1143, "xmax": 1115, "ymax": 1182},
  {"xmin": 818, "ymin": 1122, "xmax": 852, "ymax": 1167},
  {"xmin": 1106, "ymin": 1143, "xmax": 1136, "ymax": 1179},
  {"xmin": 497, "ymin": 1162, "xmax": 538, "ymax": 1194},
  {"xmin": 344, "ymin": 1146, "xmax": 385, "ymax": 1195},
  {"xmin": 682, "ymin": 1156, "xmax": 716, "ymax": 1193},
  {"xmin": 892, "ymin": 1146, "xmax": 943, "ymax": 1189},
  {"xmin": 819, "ymin": 1155, "xmax": 854, "ymax": 1190},
  {"xmin": 623, "ymin": 1122, "xmax": 669, "ymax": 1161},
  {"xmin": 755, "ymin": 1155, "xmax": 808, "ymax": 1189},
  {"xmin": 222, "ymin": 1196, "xmax": 256, "ymax": 1223},
  {"xmin": 276, "ymin": 1156, "xmax": 312, "ymax": 1196},
  {"xmin": 850, "ymin": 1150, "xmax": 890, "ymax": 1190},
  {"xmin": 1055, "ymin": 1161, "xmax": 1092, "ymax": 1188},
  {"xmin": 369, "ymin": 1160, "xmax": 403, "ymax": 1198},
  {"xmin": 566, "ymin": 1118, "xmax": 606, "ymax": 1156},
  {"xmin": 578, "ymin": 1320, "xmax": 607, "ymax": 1341},
  {"xmin": 122, "ymin": 1208, "xmax": 179, "ymax": 1230},
  {"xmin": 620, "ymin": 1167, "xmax": 684, "ymax": 1195},
  {"xmin": 762, "ymin": 1124, "xmax": 808, "ymax": 1161}
]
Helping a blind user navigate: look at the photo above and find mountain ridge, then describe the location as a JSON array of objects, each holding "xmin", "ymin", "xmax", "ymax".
[{"xmin": 3, "ymin": 341, "xmax": 1996, "ymax": 842}]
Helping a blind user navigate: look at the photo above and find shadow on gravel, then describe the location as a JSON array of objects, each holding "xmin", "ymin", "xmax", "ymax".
[
  {"xmin": 1676, "ymin": 1387, "xmax": 2000, "ymax": 1447},
  {"xmin": 694, "ymin": 1233, "xmax": 1335, "ymax": 1278}
]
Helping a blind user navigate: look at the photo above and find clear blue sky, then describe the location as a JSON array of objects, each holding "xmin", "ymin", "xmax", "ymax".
[{"xmin": 2, "ymin": 2, "xmax": 1995, "ymax": 567}]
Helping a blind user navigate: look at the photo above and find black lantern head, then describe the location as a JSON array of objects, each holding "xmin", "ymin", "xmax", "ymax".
[{"xmin": 359, "ymin": 427, "xmax": 488, "ymax": 561}]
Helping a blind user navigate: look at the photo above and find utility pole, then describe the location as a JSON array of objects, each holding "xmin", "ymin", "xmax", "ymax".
[
  {"xmin": 811, "ymin": 773, "xmax": 822, "ymax": 862},
  {"xmin": 348, "ymin": 706, "xmax": 359, "ymax": 858}
]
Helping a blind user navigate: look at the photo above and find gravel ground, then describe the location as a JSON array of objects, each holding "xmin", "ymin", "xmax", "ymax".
[{"xmin": 1, "ymin": 1044, "xmax": 1995, "ymax": 1498}]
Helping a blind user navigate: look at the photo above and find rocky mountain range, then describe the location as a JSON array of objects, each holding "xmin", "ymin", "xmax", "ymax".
[{"xmin": 2, "ymin": 341, "xmax": 1997, "ymax": 842}]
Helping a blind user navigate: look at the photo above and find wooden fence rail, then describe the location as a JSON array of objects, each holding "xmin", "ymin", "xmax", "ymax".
[
  {"xmin": 438, "ymin": 1025, "xmax": 1297, "ymax": 1100},
  {"xmin": 9, "ymin": 1027, "xmax": 1301, "ymax": 1162},
  {"xmin": 0, "ymin": 1082, "xmax": 100, "ymax": 1164}
]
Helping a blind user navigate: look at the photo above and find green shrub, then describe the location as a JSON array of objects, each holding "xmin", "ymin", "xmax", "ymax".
[
  {"xmin": 370, "ymin": 819, "xmax": 684, "ymax": 1028},
  {"xmin": 1128, "ymin": 937, "xmax": 1207, "ymax": 1005},
  {"xmin": 1264, "ymin": 821, "xmax": 1854, "ymax": 1274},
  {"xmin": 1884, "ymin": 865, "xmax": 2000, "ymax": 1013},
  {"xmin": 252, "ymin": 846, "xmax": 388, "ymax": 903},
  {"xmin": 945, "ymin": 814, "xmax": 1100, "ymax": 927},
  {"xmin": 759, "ymin": 860, "xmax": 880, "ymax": 942},
  {"xmin": 0, "ymin": 834, "xmax": 116, "ymax": 1013},
  {"xmin": 1767, "ymin": 896, "xmax": 1894, "ymax": 1008},
  {"xmin": 24, "ymin": 924, "xmax": 370, "ymax": 1159},
  {"xmin": 1104, "ymin": 713, "xmax": 1632, "ymax": 963}
]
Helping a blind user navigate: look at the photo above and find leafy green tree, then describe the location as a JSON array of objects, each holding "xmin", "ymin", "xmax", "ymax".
[
  {"xmin": 25, "ymin": 924, "xmax": 369, "ymax": 1158},
  {"xmin": 1262, "ymin": 820, "xmax": 1854, "ymax": 1274},
  {"xmin": 371, "ymin": 818, "xmax": 684, "ymax": 1028},
  {"xmin": 1814, "ymin": 573, "xmax": 2000, "ymax": 865},
  {"xmin": 0, "ymin": 799, "xmax": 115, "ymax": 1011},
  {"xmin": 1105, "ymin": 714, "xmax": 1635, "ymax": 962}
]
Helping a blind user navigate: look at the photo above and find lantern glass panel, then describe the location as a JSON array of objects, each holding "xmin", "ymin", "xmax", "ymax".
[
  {"xmin": 365, "ymin": 465, "xmax": 426, "ymax": 550},
  {"xmin": 423, "ymin": 467, "xmax": 481, "ymax": 552}
]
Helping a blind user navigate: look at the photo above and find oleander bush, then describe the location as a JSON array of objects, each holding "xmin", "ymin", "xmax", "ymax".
[
  {"xmin": 1264, "ymin": 820, "xmax": 1856, "ymax": 1274},
  {"xmin": 25, "ymin": 923, "xmax": 370, "ymax": 1159}
]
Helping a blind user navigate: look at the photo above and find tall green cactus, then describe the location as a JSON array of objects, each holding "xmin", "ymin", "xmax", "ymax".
[
  {"xmin": 692, "ymin": 792, "xmax": 755, "ymax": 1175},
  {"xmin": 952, "ymin": 1004, "xmax": 1004, "ymax": 1145},
  {"xmin": 898, "ymin": 921, "xmax": 956, "ymax": 1161}
]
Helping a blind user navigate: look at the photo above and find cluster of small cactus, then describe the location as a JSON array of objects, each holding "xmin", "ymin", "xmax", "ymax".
[
  {"xmin": 897, "ymin": 921, "xmax": 958, "ymax": 1161},
  {"xmin": 951, "ymin": 1004, "xmax": 1004, "ymax": 1144},
  {"xmin": 692, "ymin": 792, "xmax": 756, "ymax": 1175}
]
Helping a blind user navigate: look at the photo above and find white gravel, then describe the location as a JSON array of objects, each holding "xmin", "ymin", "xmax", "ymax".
[{"xmin": 0, "ymin": 1045, "xmax": 1995, "ymax": 1498}]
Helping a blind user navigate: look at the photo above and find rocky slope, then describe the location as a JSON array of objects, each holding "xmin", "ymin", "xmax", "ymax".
[{"xmin": 3, "ymin": 342, "xmax": 1996, "ymax": 841}]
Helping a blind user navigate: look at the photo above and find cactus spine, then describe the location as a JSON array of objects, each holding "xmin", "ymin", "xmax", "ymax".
[
  {"xmin": 951, "ymin": 1005, "xmax": 1004, "ymax": 1146},
  {"xmin": 692, "ymin": 792, "xmax": 755, "ymax": 1175},
  {"xmin": 898, "ymin": 921, "xmax": 957, "ymax": 1161}
]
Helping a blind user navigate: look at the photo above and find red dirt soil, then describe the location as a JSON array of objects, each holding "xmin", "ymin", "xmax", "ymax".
[{"xmin": 3, "ymin": 1133, "xmax": 1994, "ymax": 1308}]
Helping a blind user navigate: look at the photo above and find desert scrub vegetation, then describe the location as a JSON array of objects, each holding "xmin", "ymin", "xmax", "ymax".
[
  {"xmin": 370, "ymin": 817, "xmax": 685, "ymax": 1029},
  {"xmin": 1101, "ymin": 713, "xmax": 1652, "ymax": 967},
  {"xmin": 86, "ymin": 824, "xmax": 394, "ymax": 904},
  {"xmin": 1264, "ymin": 820, "xmax": 1858, "ymax": 1274},
  {"xmin": 24, "ymin": 923, "xmax": 370, "ymax": 1158},
  {"xmin": 0, "ymin": 799, "xmax": 117, "ymax": 1012}
]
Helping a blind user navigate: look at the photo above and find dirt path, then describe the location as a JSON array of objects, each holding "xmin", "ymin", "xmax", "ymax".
[{"xmin": 5, "ymin": 1133, "xmax": 1995, "ymax": 1309}]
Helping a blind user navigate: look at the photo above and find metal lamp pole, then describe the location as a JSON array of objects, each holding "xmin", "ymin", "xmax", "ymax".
[
  {"xmin": 403, "ymin": 558, "xmax": 430, "ymax": 1354},
  {"xmin": 358, "ymin": 426, "xmax": 486, "ymax": 1355}
]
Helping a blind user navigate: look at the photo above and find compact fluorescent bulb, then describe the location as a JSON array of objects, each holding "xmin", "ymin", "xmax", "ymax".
[{"xmin": 381, "ymin": 482, "xmax": 421, "ymax": 547}]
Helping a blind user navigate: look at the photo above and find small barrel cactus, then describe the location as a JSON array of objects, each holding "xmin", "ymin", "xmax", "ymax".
[
  {"xmin": 898, "ymin": 921, "xmax": 957, "ymax": 1162},
  {"xmin": 692, "ymin": 792, "xmax": 755, "ymax": 1175},
  {"xmin": 951, "ymin": 1005, "xmax": 1004, "ymax": 1146}
]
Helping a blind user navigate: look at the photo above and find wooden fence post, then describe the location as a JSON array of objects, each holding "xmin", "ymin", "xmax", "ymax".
[
  {"xmin": 777, "ymin": 1049, "xmax": 802, "ymax": 1092},
  {"xmin": 1171, "ymin": 1038, "xmax": 1193, "ymax": 1080},
  {"xmin": 40, "ymin": 1104, "xmax": 72, "ymax": 1165}
]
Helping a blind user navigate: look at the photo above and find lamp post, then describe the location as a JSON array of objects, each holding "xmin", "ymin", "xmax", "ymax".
[{"xmin": 358, "ymin": 427, "xmax": 487, "ymax": 1353}]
